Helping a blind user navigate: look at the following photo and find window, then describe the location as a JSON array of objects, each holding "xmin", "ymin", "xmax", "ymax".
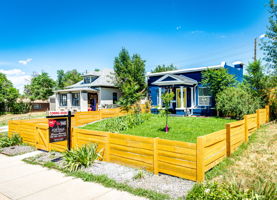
[
  {"xmin": 72, "ymin": 93, "xmax": 80, "ymax": 106},
  {"xmin": 59, "ymin": 94, "xmax": 67, "ymax": 106},
  {"xmin": 84, "ymin": 76, "xmax": 98, "ymax": 84},
  {"xmin": 84, "ymin": 76, "xmax": 91, "ymax": 84},
  {"xmin": 33, "ymin": 104, "xmax": 41, "ymax": 110},
  {"xmin": 113, "ymin": 92, "xmax": 118, "ymax": 104},
  {"xmin": 198, "ymin": 87, "xmax": 212, "ymax": 106}
]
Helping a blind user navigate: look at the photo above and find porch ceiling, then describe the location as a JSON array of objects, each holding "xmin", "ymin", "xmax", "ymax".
[{"xmin": 152, "ymin": 74, "xmax": 198, "ymax": 86}]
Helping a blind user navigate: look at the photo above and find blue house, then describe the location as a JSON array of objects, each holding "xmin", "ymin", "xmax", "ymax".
[{"xmin": 147, "ymin": 61, "xmax": 244, "ymax": 116}]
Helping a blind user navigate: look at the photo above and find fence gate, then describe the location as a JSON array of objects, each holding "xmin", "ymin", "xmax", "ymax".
[{"xmin": 35, "ymin": 125, "xmax": 49, "ymax": 151}]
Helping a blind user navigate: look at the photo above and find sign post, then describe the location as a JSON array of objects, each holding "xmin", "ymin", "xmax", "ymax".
[{"xmin": 46, "ymin": 111, "xmax": 74, "ymax": 150}]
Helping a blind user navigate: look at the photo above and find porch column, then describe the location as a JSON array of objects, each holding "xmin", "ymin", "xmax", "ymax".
[
  {"xmin": 190, "ymin": 87, "xmax": 194, "ymax": 108},
  {"xmin": 79, "ymin": 91, "xmax": 82, "ymax": 110},
  {"xmin": 158, "ymin": 87, "xmax": 162, "ymax": 108},
  {"xmin": 180, "ymin": 86, "xmax": 184, "ymax": 108},
  {"xmin": 194, "ymin": 86, "xmax": 197, "ymax": 106},
  {"xmin": 67, "ymin": 93, "xmax": 72, "ymax": 110}
]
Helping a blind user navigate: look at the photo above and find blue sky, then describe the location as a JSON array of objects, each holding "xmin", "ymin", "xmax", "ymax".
[{"xmin": 0, "ymin": 0, "xmax": 269, "ymax": 92}]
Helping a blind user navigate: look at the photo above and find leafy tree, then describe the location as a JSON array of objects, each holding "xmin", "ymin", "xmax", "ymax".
[
  {"xmin": 56, "ymin": 69, "xmax": 82, "ymax": 89},
  {"xmin": 201, "ymin": 68, "xmax": 237, "ymax": 97},
  {"xmin": 113, "ymin": 48, "xmax": 146, "ymax": 112},
  {"xmin": 244, "ymin": 60, "xmax": 272, "ymax": 105},
  {"xmin": 161, "ymin": 91, "xmax": 174, "ymax": 133},
  {"xmin": 24, "ymin": 72, "xmax": 56, "ymax": 100},
  {"xmin": 216, "ymin": 87, "xmax": 260, "ymax": 119},
  {"xmin": 261, "ymin": 0, "xmax": 277, "ymax": 72},
  {"xmin": 151, "ymin": 64, "xmax": 177, "ymax": 73},
  {"xmin": 0, "ymin": 73, "xmax": 19, "ymax": 113}
]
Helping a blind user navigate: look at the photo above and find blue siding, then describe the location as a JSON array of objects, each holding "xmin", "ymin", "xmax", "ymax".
[{"xmin": 148, "ymin": 64, "xmax": 243, "ymax": 116}]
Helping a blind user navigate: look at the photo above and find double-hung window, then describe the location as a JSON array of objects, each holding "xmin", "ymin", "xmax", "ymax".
[
  {"xmin": 72, "ymin": 93, "xmax": 80, "ymax": 106},
  {"xmin": 198, "ymin": 87, "xmax": 212, "ymax": 106},
  {"xmin": 60, "ymin": 94, "xmax": 67, "ymax": 106}
]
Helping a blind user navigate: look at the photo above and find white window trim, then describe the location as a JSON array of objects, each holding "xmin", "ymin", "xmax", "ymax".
[
  {"xmin": 59, "ymin": 94, "xmax": 68, "ymax": 107},
  {"xmin": 198, "ymin": 87, "xmax": 212, "ymax": 106}
]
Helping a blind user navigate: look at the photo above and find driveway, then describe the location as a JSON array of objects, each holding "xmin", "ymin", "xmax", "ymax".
[{"xmin": 0, "ymin": 152, "xmax": 146, "ymax": 200}]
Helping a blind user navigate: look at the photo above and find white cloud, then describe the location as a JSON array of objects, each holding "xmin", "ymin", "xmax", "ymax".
[
  {"xmin": 0, "ymin": 69, "xmax": 31, "ymax": 93},
  {"xmin": 176, "ymin": 26, "xmax": 182, "ymax": 31},
  {"xmin": 18, "ymin": 58, "xmax": 32, "ymax": 65}
]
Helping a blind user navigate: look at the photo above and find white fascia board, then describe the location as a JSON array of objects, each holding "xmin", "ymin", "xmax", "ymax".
[{"xmin": 147, "ymin": 65, "xmax": 223, "ymax": 77}]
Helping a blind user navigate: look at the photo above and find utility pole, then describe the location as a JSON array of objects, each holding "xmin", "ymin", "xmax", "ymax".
[{"xmin": 254, "ymin": 37, "xmax": 257, "ymax": 61}]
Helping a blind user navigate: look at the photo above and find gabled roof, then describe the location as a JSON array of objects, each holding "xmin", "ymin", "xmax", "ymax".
[
  {"xmin": 152, "ymin": 74, "xmax": 198, "ymax": 86},
  {"xmin": 66, "ymin": 68, "xmax": 116, "ymax": 88},
  {"xmin": 147, "ymin": 62, "xmax": 225, "ymax": 77}
]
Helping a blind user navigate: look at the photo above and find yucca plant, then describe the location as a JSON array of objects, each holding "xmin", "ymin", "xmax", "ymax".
[{"xmin": 63, "ymin": 143, "xmax": 102, "ymax": 172}]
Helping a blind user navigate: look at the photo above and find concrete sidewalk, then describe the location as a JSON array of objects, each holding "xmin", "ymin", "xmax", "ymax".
[{"xmin": 0, "ymin": 152, "xmax": 146, "ymax": 200}]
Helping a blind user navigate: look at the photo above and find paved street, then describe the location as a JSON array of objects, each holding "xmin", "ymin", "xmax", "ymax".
[{"xmin": 0, "ymin": 152, "xmax": 146, "ymax": 200}]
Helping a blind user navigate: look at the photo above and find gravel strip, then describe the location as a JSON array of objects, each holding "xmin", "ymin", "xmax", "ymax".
[
  {"xmin": 0, "ymin": 145, "xmax": 35, "ymax": 156},
  {"xmin": 84, "ymin": 161, "xmax": 195, "ymax": 199}
]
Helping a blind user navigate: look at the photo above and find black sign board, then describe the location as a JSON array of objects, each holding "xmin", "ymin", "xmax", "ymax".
[
  {"xmin": 46, "ymin": 111, "xmax": 74, "ymax": 150},
  {"xmin": 48, "ymin": 118, "xmax": 67, "ymax": 143}
]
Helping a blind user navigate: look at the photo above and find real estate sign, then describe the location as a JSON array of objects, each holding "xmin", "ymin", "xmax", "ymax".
[{"xmin": 48, "ymin": 118, "xmax": 67, "ymax": 143}]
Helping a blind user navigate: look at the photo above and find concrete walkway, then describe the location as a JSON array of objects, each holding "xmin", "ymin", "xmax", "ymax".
[{"xmin": 0, "ymin": 152, "xmax": 146, "ymax": 200}]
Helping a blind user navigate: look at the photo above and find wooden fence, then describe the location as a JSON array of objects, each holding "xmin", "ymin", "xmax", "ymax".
[{"xmin": 8, "ymin": 105, "xmax": 270, "ymax": 182}]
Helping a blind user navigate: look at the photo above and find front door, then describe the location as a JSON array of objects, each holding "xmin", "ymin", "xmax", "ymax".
[
  {"xmin": 176, "ymin": 88, "xmax": 187, "ymax": 108},
  {"xmin": 88, "ymin": 93, "xmax": 98, "ymax": 111}
]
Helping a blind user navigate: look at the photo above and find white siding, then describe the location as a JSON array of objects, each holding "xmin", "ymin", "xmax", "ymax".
[{"xmin": 99, "ymin": 87, "xmax": 121, "ymax": 108}]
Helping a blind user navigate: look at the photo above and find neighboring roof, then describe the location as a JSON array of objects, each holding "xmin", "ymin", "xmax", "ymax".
[
  {"xmin": 147, "ymin": 62, "xmax": 225, "ymax": 77},
  {"xmin": 55, "ymin": 88, "xmax": 98, "ymax": 93},
  {"xmin": 66, "ymin": 68, "xmax": 115, "ymax": 88},
  {"xmin": 18, "ymin": 98, "xmax": 49, "ymax": 103},
  {"xmin": 152, "ymin": 74, "xmax": 198, "ymax": 86}
]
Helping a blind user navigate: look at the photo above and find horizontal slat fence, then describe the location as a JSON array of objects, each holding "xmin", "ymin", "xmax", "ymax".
[{"xmin": 8, "ymin": 105, "xmax": 270, "ymax": 182}]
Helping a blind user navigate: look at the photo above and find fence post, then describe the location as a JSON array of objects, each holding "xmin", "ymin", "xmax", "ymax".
[
  {"xmin": 153, "ymin": 137, "xmax": 159, "ymax": 175},
  {"xmin": 104, "ymin": 133, "xmax": 110, "ymax": 161},
  {"xmin": 244, "ymin": 115, "xmax": 249, "ymax": 143},
  {"xmin": 196, "ymin": 136, "xmax": 205, "ymax": 182},
  {"xmin": 265, "ymin": 105, "xmax": 270, "ymax": 123},
  {"xmin": 256, "ymin": 109, "xmax": 260, "ymax": 129},
  {"xmin": 226, "ymin": 123, "xmax": 231, "ymax": 156}
]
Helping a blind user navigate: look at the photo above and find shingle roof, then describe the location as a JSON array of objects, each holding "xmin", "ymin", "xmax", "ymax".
[{"xmin": 66, "ymin": 68, "xmax": 116, "ymax": 88}]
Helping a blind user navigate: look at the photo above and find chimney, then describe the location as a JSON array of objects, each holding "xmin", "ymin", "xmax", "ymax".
[{"xmin": 232, "ymin": 61, "xmax": 244, "ymax": 69}]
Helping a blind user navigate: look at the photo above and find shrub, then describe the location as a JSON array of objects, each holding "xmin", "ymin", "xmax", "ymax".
[
  {"xmin": 186, "ymin": 182, "xmax": 276, "ymax": 200},
  {"xmin": 0, "ymin": 134, "xmax": 23, "ymax": 148},
  {"xmin": 10, "ymin": 102, "xmax": 31, "ymax": 114},
  {"xmin": 97, "ymin": 113, "xmax": 151, "ymax": 133},
  {"xmin": 216, "ymin": 87, "xmax": 261, "ymax": 119},
  {"xmin": 63, "ymin": 144, "xmax": 102, "ymax": 172}
]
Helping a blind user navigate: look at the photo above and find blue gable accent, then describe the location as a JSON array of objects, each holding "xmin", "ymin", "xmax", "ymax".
[
  {"xmin": 224, "ymin": 64, "xmax": 243, "ymax": 82},
  {"xmin": 162, "ymin": 76, "xmax": 177, "ymax": 81}
]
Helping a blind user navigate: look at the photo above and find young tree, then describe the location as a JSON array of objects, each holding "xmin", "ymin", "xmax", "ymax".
[
  {"xmin": 56, "ymin": 69, "xmax": 82, "ymax": 89},
  {"xmin": 113, "ymin": 48, "xmax": 146, "ymax": 112},
  {"xmin": 24, "ymin": 72, "xmax": 56, "ymax": 100},
  {"xmin": 201, "ymin": 68, "xmax": 237, "ymax": 97},
  {"xmin": 151, "ymin": 64, "xmax": 177, "ymax": 73},
  {"xmin": 0, "ymin": 73, "xmax": 19, "ymax": 113},
  {"xmin": 261, "ymin": 0, "xmax": 277, "ymax": 72},
  {"xmin": 244, "ymin": 60, "xmax": 271, "ymax": 105},
  {"xmin": 161, "ymin": 91, "xmax": 174, "ymax": 133}
]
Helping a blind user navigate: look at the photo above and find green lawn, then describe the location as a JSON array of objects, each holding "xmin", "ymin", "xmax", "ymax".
[{"xmin": 82, "ymin": 114, "xmax": 235, "ymax": 143}]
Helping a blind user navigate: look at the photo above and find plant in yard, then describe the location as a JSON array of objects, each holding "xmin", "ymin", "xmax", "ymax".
[
  {"xmin": 132, "ymin": 170, "xmax": 146, "ymax": 180},
  {"xmin": 0, "ymin": 134, "xmax": 22, "ymax": 148},
  {"xmin": 113, "ymin": 48, "xmax": 146, "ymax": 113},
  {"xmin": 201, "ymin": 68, "xmax": 237, "ymax": 98},
  {"xmin": 161, "ymin": 91, "xmax": 174, "ymax": 133},
  {"xmin": 151, "ymin": 64, "xmax": 177, "ymax": 73},
  {"xmin": 216, "ymin": 87, "xmax": 260, "ymax": 119},
  {"xmin": 63, "ymin": 143, "xmax": 102, "ymax": 172},
  {"xmin": 186, "ymin": 182, "xmax": 276, "ymax": 200}
]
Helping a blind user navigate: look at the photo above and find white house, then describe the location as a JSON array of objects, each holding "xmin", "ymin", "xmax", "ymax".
[{"xmin": 52, "ymin": 69, "xmax": 121, "ymax": 112}]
